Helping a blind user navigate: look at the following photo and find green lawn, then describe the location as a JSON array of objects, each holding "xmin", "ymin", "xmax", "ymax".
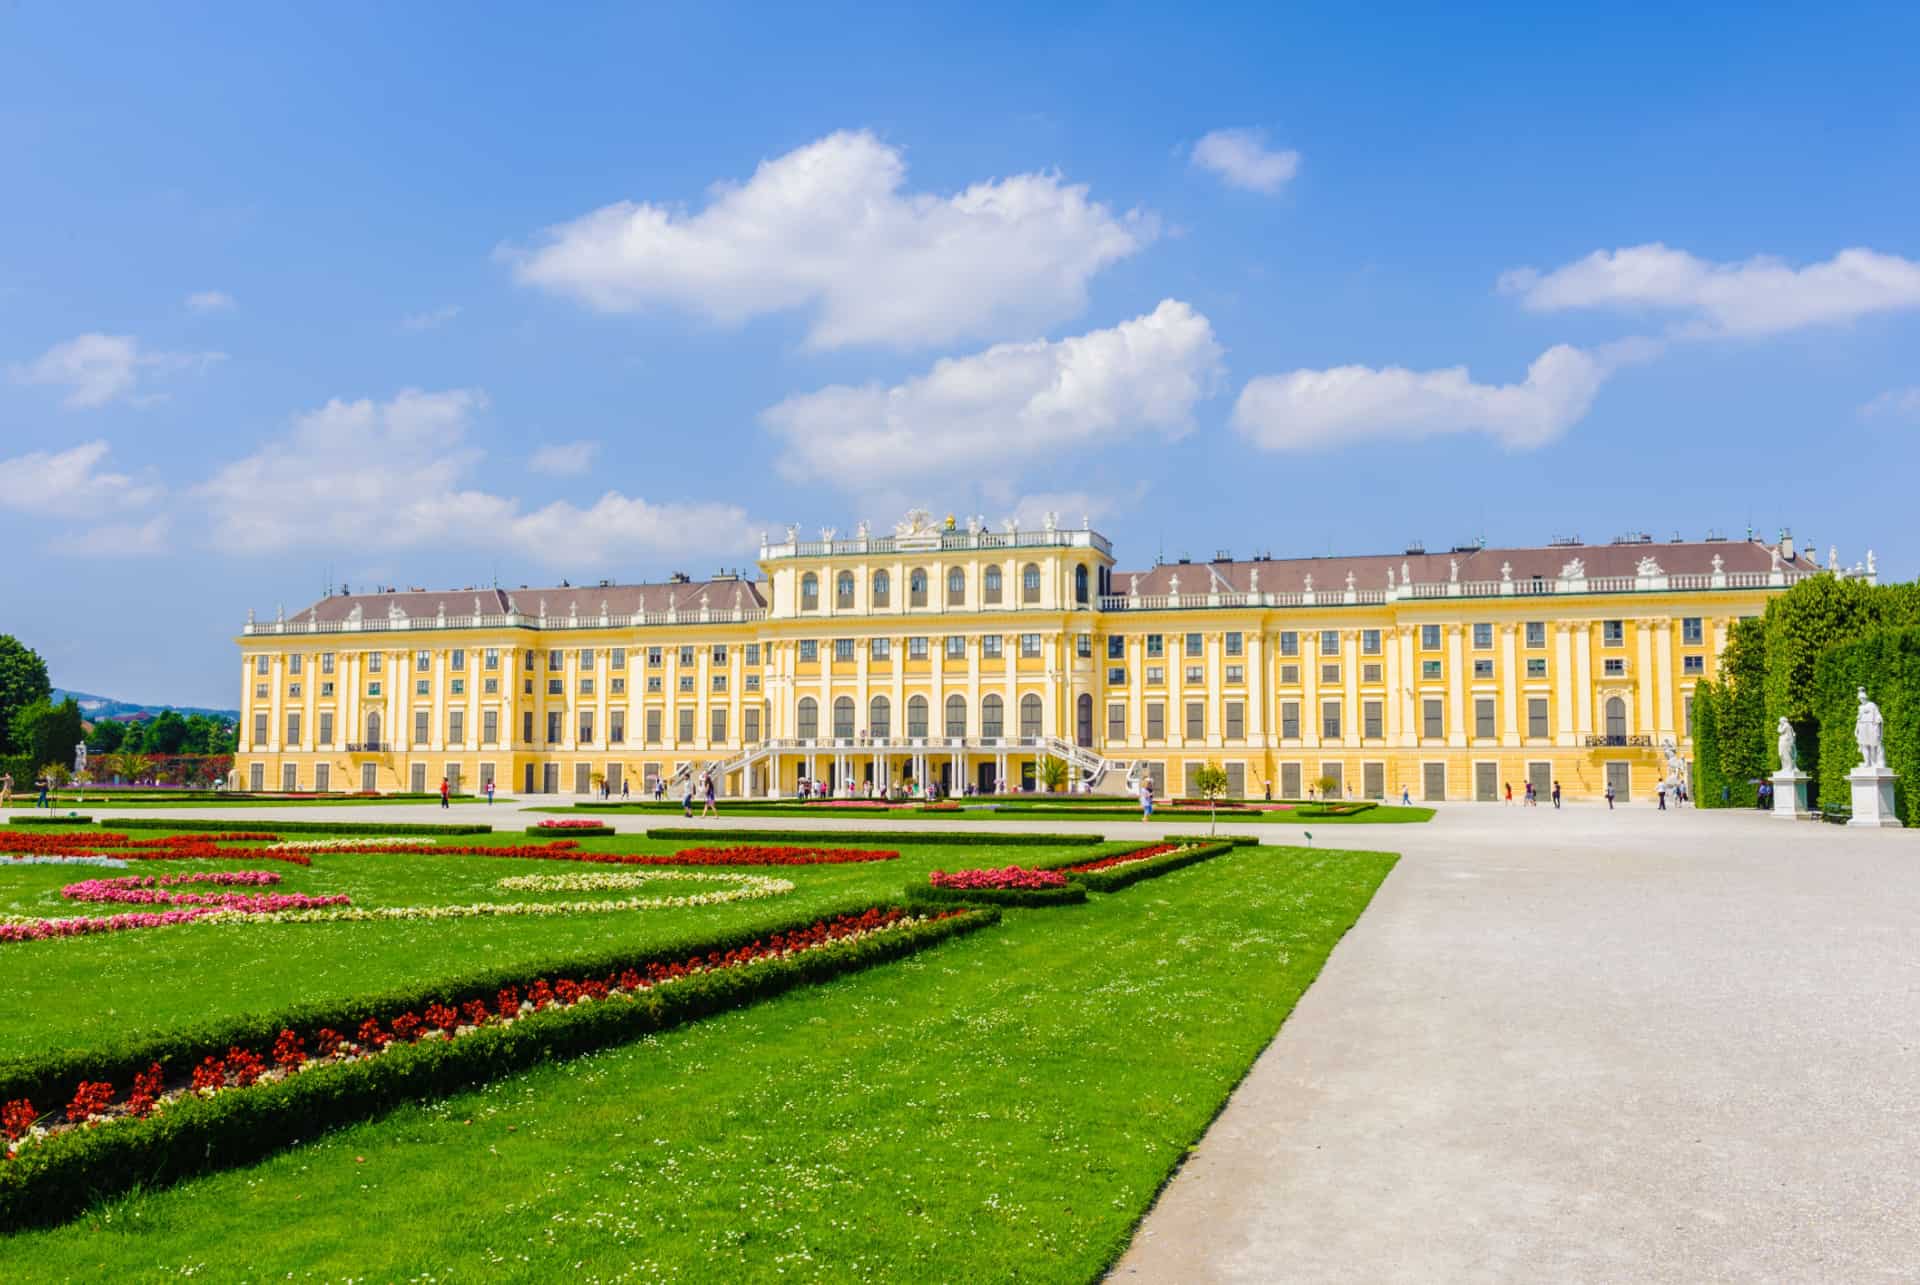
[{"xmin": 0, "ymin": 839, "xmax": 1394, "ymax": 1280}]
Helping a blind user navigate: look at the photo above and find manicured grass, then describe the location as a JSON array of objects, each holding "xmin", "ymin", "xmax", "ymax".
[
  {"xmin": 0, "ymin": 827, "xmax": 1141, "ymax": 1060},
  {"xmin": 0, "ymin": 841, "xmax": 1394, "ymax": 1279}
]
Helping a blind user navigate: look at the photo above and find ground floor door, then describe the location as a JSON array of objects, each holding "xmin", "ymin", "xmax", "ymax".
[
  {"xmin": 249, "ymin": 763, "xmax": 265, "ymax": 791},
  {"xmin": 361, "ymin": 763, "xmax": 378, "ymax": 792},
  {"xmin": 1362, "ymin": 761, "xmax": 1384, "ymax": 799},
  {"xmin": 1422, "ymin": 762, "xmax": 1446, "ymax": 801},
  {"xmin": 479, "ymin": 762, "xmax": 495, "ymax": 792},
  {"xmin": 1606, "ymin": 760, "xmax": 1632, "ymax": 802},
  {"xmin": 1474, "ymin": 761, "xmax": 1498, "ymax": 801},
  {"xmin": 938, "ymin": 761, "xmax": 952, "ymax": 793},
  {"xmin": 315, "ymin": 763, "xmax": 330, "ymax": 793},
  {"xmin": 542, "ymin": 762, "xmax": 559, "ymax": 794},
  {"xmin": 447, "ymin": 764, "xmax": 462, "ymax": 794},
  {"xmin": 1528, "ymin": 761, "xmax": 1553, "ymax": 802},
  {"xmin": 1019, "ymin": 760, "xmax": 1035, "ymax": 791},
  {"xmin": 574, "ymin": 763, "xmax": 591, "ymax": 795},
  {"xmin": 410, "ymin": 763, "xmax": 427, "ymax": 794},
  {"xmin": 282, "ymin": 763, "xmax": 298, "ymax": 792},
  {"xmin": 977, "ymin": 762, "xmax": 996, "ymax": 795},
  {"xmin": 1280, "ymin": 763, "xmax": 1301, "ymax": 798},
  {"xmin": 1319, "ymin": 762, "xmax": 1344, "ymax": 799},
  {"xmin": 606, "ymin": 763, "xmax": 622, "ymax": 794},
  {"xmin": 524, "ymin": 763, "xmax": 535, "ymax": 794},
  {"xmin": 1076, "ymin": 693, "xmax": 1093, "ymax": 748}
]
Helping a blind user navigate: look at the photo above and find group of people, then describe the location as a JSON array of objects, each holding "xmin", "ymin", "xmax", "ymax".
[
  {"xmin": 682, "ymin": 771, "xmax": 719, "ymax": 818},
  {"xmin": 0, "ymin": 772, "xmax": 54, "ymax": 809},
  {"xmin": 792, "ymin": 774, "xmax": 960, "ymax": 802},
  {"xmin": 1502, "ymin": 780, "xmax": 1563, "ymax": 808}
]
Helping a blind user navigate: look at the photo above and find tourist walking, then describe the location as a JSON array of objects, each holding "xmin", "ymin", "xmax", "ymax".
[
  {"xmin": 1524, "ymin": 781, "xmax": 1534, "ymax": 807},
  {"xmin": 681, "ymin": 776, "xmax": 695, "ymax": 817},
  {"xmin": 1400, "ymin": 785, "xmax": 1411, "ymax": 806},
  {"xmin": 1551, "ymin": 780, "xmax": 1561, "ymax": 809},
  {"xmin": 36, "ymin": 775, "xmax": 50, "ymax": 809},
  {"xmin": 0, "ymin": 771, "xmax": 11, "ymax": 807},
  {"xmin": 1657, "ymin": 781, "xmax": 1667, "ymax": 811},
  {"xmin": 1504, "ymin": 782, "xmax": 1513, "ymax": 805},
  {"xmin": 1605, "ymin": 782, "xmax": 1615, "ymax": 809},
  {"xmin": 439, "ymin": 777, "xmax": 450, "ymax": 808},
  {"xmin": 484, "ymin": 778, "xmax": 495, "ymax": 805},
  {"xmin": 1139, "ymin": 777, "xmax": 1155, "ymax": 820},
  {"xmin": 701, "ymin": 771, "xmax": 718, "ymax": 818},
  {"xmin": 621, "ymin": 777, "xmax": 630, "ymax": 800}
]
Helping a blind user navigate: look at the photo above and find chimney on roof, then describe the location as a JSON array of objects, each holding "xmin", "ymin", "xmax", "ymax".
[{"xmin": 1780, "ymin": 528, "xmax": 1795, "ymax": 560}]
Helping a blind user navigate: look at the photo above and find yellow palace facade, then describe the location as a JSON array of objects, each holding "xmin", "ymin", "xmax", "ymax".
[{"xmin": 233, "ymin": 514, "xmax": 1829, "ymax": 802}]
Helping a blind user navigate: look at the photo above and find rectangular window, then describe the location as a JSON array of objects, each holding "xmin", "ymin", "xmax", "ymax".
[
  {"xmin": 1684, "ymin": 654, "xmax": 1705, "ymax": 675},
  {"xmin": 1280, "ymin": 664, "xmax": 1299, "ymax": 684},
  {"xmin": 1684, "ymin": 695, "xmax": 1694, "ymax": 735},
  {"xmin": 1185, "ymin": 701, "xmax": 1205, "ymax": 739},
  {"xmin": 677, "ymin": 707, "xmax": 694, "ymax": 743},
  {"xmin": 1281, "ymin": 701, "xmax": 1300, "ymax": 738},
  {"xmin": 1361, "ymin": 629, "xmax": 1381, "ymax": 655},
  {"xmin": 609, "ymin": 647, "xmax": 624, "ymax": 669},
  {"xmin": 1185, "ymin": 665, "xmax": 1204, "ymax": 684},
  {"xmin": 320, "ymin": 652, "xmax": 335, "ymax": 675},
  {"xmin": 1473, "ymin": 659, "xmax": 1494, "ymax": 679},
  {"xmin": 366, "ymin": 681, "xmax": 381, "ymax": 697},
  {"xmin": 250, "ymin": 654, "xmax": 267, "ymax": 676},
  {"xmin": 1680, "ymin": 617, "xmax": 1705, "ymax": 645},
  {"xmin": 548, "ymin": 651, "xmax": 564, "ymax": 672},
  {"xmin": 450, "ymin": 678, "xmax": 465, "ymax": 696},
  {"xmin": 1603, "ymin": 619, "xmax": 1624, "ymax": 645},
  {"xmin": 483, "ymin": 710, "xmax": 499, "ymax": 745},
  {"xmin": 1146, "ymin": 702, "xmax": 1165, "ymax": 740},
  {"xmin": 546, "ymin": 712, "xmax": 561, "ymax": 744},
  {"xmin": 1420, "ymin": 624, "xmax": 1441, "ymax": 650},
  {"xmin": 946, "ymin": 635, "xmax": 966, "ymax": 660},
  {"xmin": 287, "ymin": 683, "xmax": 301, "ymax": 698},
  {"xmin": 318, "ymin": 712, "xmax": 334, "ymax": 744},
  {"xmin": 448, "ymin": 710, "xmax": 465, "ymax": 744},
  {"xmin": 1527, "ymin": 697, "xmax": 1549, "ymax": 738},
  {"xmin": 578, "ymin": 713, "xmax": 594, "ymax": 746},
  {"xmin": 609, "ymin": 677, "xmax": 623, "ymax": 695},
  {"xmin": 1145, "ymin": 666, "xmax": 1164, "ymax": 685},
  {"xmin": 709, "ymin": 674, "xmax": 726, "ymax": 693},
  {"xmin": 983, "ymin": 635, "xmax": 1002, "ymax": 659},
  {"xmin": 1319, "ymin": 630, "xmax": 1339, "ymax": 656},
  {"xmin": 711, "ymin": 708, "xmax": 728, "ymax": 742},
  {"xmin": 415, "ymin": 680, "xmax": 430, "ymax": 696},
  {"xmin": 1076, "ymin": 634, "xmax": 1092, "ymax": 659},
  {"xmin": 1225, "ymin": 701, "xmax": 1245, "ymax": 740},
  {"xmin": 1423, "ymin": 762, "xmax": 1446, "ymax": 802},
  {"xmin": 321, "ymin": 682, "xmax": 335, "ymax": 697},
  {"xmin": 744, "ymin": 708, "xmax": 761, "ymax": 742},
  {"xmin": 414, "ymin": 651, "xmax": 430, "ymax": 672},
  {"xmin": 578, "ymin": 678, "xmax": 594, "ymax": 695},
  {"xmin": 870, "ymin": 637, "xmax": 891, "ymax": 661},
  {"xmin": 909, "ymin": 636, "xmax": 929, "ymax": 660},
  {"xmin": 646, "ymin": 709, "xmax": 662, "ymax": 744},
  {"xmin": 745, "ymin": 644, "xmax": 760, "ymax": 666},
  {"xmin": 1363, "ymin": 761, "xmax": 1385, "ymax": 800},
  {"xmin": 1321, "ymin": 663, "xmax": 1340, "ymax": 684},
  {"xmin": 288, "ymin": 654, "xmax": 303, "ymax": 675},
  {"xmin": 414, "ymin": 710, "xmax": 430, "ymax": 744},
  {"xmin": 1322, "ymin": 701, "xmax": 1342, "ymax": 740},
  {"xmin": 834, "ymin": 638, "xmax": 855, "ymax": 662},
  {"xmin": 744, "ymin": 674, "xmax": 759, "ymax": 692},
  {"xmin": 1363, "ymin": 700, "xmax": 1382, "ymax": 738},
  {"xmin": 1185, "ymin": 632, "xmax": 1204, "ymax": 656},
  {"xmin": 648, "ymin": 647, "xmax": 663, "ymax": 667},
  {"xmin": 798, "ymin": 640, "xmax": 818, "ymax": 662},
  {"xmin": 1526, "ymin": 657, "xmax": 1547, "ymax": 678},
  {"xmin": 253, "ymin": 712, "xmax": 268, "ymax": 744},
  {"xmin": 548, "ymin": 678, "xmax": 563, "ymax": 695},
  {"xmin": 1146, "ymin": 634, "xmax": 1164, "ymax": 658},
  {"xmin": 522, "ymin": 711, "xmax": 533, "ymax": 744},
  {"xmin": 1108, "ymin": 703, "xmax": 1125, "ymax": 741},
  {"xmin": 1525, "ymin": 621, "xmax": 1545, "ymax": 647},
  {"xmin": 1361, "ymin": 663, "xmax": 1381, "ymax": 684},
  {"xmin": 608, "ymin": 710, "xmax": 625, "ymax": 744},
  {"xmin": 1280, "ymin": 762, "xmax": 1301, "ymax": 798},
  {"xmin": 1278, "ymin": 631, "xmax": 1299, "ymax": 657},
  {"xmin": 366, "ymin": 653, "xmax": 382, "ymax": 673},
  {"xmin": 1474, "ymin": 697, "xmax": 1495, "ymax": 739},
  {"xmin": 1225, "ymin": 664, "xmax": 1244, "ymax": 684},
  {"xmin": 679, "ymin": 646, "xmax": 695, "ymax": 666},
  {"xmin": 256, "ymin": 684, "xmax": 268, "ymax": 700},
  {"xmin": 1108, "ymin": 667, "xmax": 1127, "ymax": 685},
  {"xmin": 1604, "ymin": 658, "xmax": 1626, "ymax": 677},
  {"xmin": 1422, "ymin": 699, "xmax": 1444, "ymax": 739},
  {"xmin": 450, "ymin": 648, "xmax": 467, "ymax": 670},
  {"xmin": 646, "ymin": 677, "xmax": 661, "ymax": 692},
  {"xmin": 711, "ymin": 645, "xmax": 727, "ymax": 664},
  {"xmin": 285, "ymin": 712, "xmax": 301, "ymax": 745},
  {"xmin": 1020, "ymin": 634, "xmax": 1041, "ymax": 658},
  {"xmin": 1422, "ymin": 660, "xmax": 1442, "ymax": 680},
  {"xmin": 1108, "ymin": 635, "xmax": 1125, "ymax": 660},
  {"xmin": 1225, "ymin": 631, "xmax": 1243, "ymax": 656},
  {"xmin": 1472, "ymin": 622, "xmax": 1493, "ymax": 649}
]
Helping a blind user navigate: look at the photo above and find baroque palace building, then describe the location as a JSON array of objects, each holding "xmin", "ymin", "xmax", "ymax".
[{"xmin": 233, "ymin": 513, "xmax": 1838, "ymax": 802}]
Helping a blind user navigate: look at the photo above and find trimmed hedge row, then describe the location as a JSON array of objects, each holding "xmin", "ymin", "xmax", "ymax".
[
  {"xmin": 642, "ymin": 827, "xmax": 1104, "ymax": 846},
  {"xmin": 6, "ymin": 815, "xmax": 95, "ymax": 825},
  {"xmin": 109, "ymin": 818, "xmax": 495, "ymax": 836},
  {"xmin": 905, "ymin": 881, "xmax": 1087, "ymax": 909},
  {"xmin": 524, "ymin": 824, "xmax": 616, "ymax": 837},
  {"xmin": 1071, "ymin": 841, "xmax": 1236, "ymax": 893},
  {"xmin": 0, "ymin": 906, "xmax": 998, "ymax": 1230},
  {"xmin": 0, "ymin": 898, "xmax": 914, "ymax": 1108}
]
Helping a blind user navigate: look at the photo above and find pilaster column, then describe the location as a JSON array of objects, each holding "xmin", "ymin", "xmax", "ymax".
[
  {"xmin": 431, "ymin": 650, "xmax": 446, "ymax": 751},
  {"xmin": 267, "ymin": 654, "xmax": 284, "ymax": 752},
  {"xmin": 1499, "ymin": 623, "xmax": 1520, "ymax": 747},
  {"xmin": 1246, "ymin": 631, "xmax": 1265, "ymax": 741},
  {"xmin": 1554, "ymin": 623, "xmax": 1576, "ymax": 746},
  {"xmin": 1654, "ymin": 623, "xmax": 1675, "ymax": 738},
  {"xmin": 1636, "ymin": 619, "xmax": 1656, "ymax": 734},
  {"xmin": 1574, "ymin": 625, "xmax": 1594, "ymax": 737},
  {"xmin": 1445, "ymin": 624, "xmax": 1467, "ymax": 748},
  {"xmin": 1301, "ymin": 631, "xmax": 1320, "ymax": 749}
]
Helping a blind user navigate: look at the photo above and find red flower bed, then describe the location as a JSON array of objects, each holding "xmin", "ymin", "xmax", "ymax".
[
  {"xmin": 1065, "ymin": 844, "xmax": 1180, "ymax": 874},
  {"xmin": 1, "ymin": 907, "xmax": 961, "ymax": 1154},
  {"xmin": 0, "ymin": 831, "xmax": 312, "ymax": 866},
  {"xmin": 928, "ymin": 866, "xmax": 1068, "ymax": 890}
]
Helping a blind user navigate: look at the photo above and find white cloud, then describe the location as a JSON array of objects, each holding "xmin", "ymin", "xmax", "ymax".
[
  {"xmin": 528, "ymin": 439, "xmax": 600, "ymax": 476},
  {"xmin": 66, "ymin": 516, "xmax": 170, "ymax": 556},
  {"xmin": 0, "ymin": 441, "xmax": 160, "ymax": 512},
  {"xmin": 1498, "ymin": 244, "xmax": 1920, "ymax": 337},
  {"xmin": 193, "ymin": 389, "xmax": 752, "ymax": 568},
  {"xmin": 1190, "ymin": 128, "xmax": 1301, "ymax": 194},
  {"xmin": 504, "ymin": 129, "xmax": 1155, "ymax": 350},
  {"xmin": 10, "ymin": 334, "xmax": 225, "ymax": 408},
  {"xmin": 763, "ymin": 299, "xmax": 1223, "ymax": 487},
  {"xmin": 1233, "ymin": 344, "xmax": 1608, "ymax": 451},
  {"xmin": 400, "ymin": 304, "xmax": 461, "ymax": 332},
  {"xmin": 185, "ymin": 290, "xmax": 236, "ymax": 314},
  {"xmin": 1860, "ymin": 387, "xmax": 1920, "ymax": 422}
]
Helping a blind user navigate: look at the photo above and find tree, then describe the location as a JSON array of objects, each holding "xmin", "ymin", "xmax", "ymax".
[
  {"xmin": 146, "ymin": 710, "xmax": 189, "ymax": 756},
  {"xmin": 12, "ymin": 698, "xmax": 83, "ymax": 777},
  {"xmin": 0, "ymin": 636, "xmax": 51, "ymax": 757},
  {"xmin": 1192, "ymin": 762, "xmax": 1231, "ymax": 834},
  {"xmin": 1035, "ymin": 753, "xmax": 1070, "ymax": 794},
  {"xmin": 1315, "ymin": 773, "xmax": 1342, "ymax": 801},
  {"xmin": 87, "ymin": 718, "xmax": 127, "ymax": 755}
]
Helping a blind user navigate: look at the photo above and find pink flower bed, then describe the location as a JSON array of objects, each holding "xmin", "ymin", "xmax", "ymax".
[
  {"xmin": 534, "ymin": 819, "xmax": 608, "ymax": 829},
  {"xmin": 927, "ymin": 866, "xmax": 1068, "ymax": 891}
]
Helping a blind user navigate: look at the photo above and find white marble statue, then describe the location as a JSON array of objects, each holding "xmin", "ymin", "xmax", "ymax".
[
  {"xmin": 1854, "ymin": 688, "xmax": 1886, "ymax": 770},
  {"xmin": 74, "ymin": 740, "xmax": 88, "ymax": 775},
  {"xmin": 1776, "ymin": 717, "xmax": 1797, "ymax": 771},
  {"xmin": 1560, "ymin": 557, "xmax": 1585, "ymax": 580},
  {"xmin": 1636, "ymin": 555, "xmax": 1663, "ymax": 578}
]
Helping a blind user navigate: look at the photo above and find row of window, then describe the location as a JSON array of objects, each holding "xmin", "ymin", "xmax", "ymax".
[
  {"xmin": 1101, "ymin": 693, "xmax": 1661, "ymax": 743},
  {"xmin": 799, "ymin": 563, "xmax": 1080, "ymax": 610},
  {"xmin": 792, "ymin": 693, "xmax": 1036, "ymax": 740},
  {"xmin": 795, "ymin": 633, "xmax": 1053, "ymax": 663}
]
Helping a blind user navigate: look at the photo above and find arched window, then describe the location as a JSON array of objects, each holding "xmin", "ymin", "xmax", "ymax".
[
  {"xmin": 796, "ymin": 698, "xmax": 818, "ymax": 740},
  {"xmin": 871, "ymin": 570, "xmax": 891, "ymax": 607},
  {"xmin": 365, "ymin": 710, "xmax": 382, "ymax": 746},
  {"xmin": 1020, "ymin": 693, "xmax": 1043, "ymax": 738},
  {"xmin": 833, "ymin": 697, "xmax": 855, "ymax": 739},
  {"xmin": 835, "ymin": 572, "xmax": 855, "ymax": 608},
  {"xmin": 909, "ymin": 568, "xmax": 928, "ymax": 607},
  {"xmin": 1606, "ymin": 697, "xmax": 1627, "ymax": 738},
  {"xmin": 869, "ymin": 695, "xmax": 891, "ymax": 738},
  {"xmin": 1075, "ymin": 564, "xmax": 1089, "ymax": 606},
  {"xmin": 1076, "ymin": 692, "xmax": 1093, "ymax": 747},
  {"xmin": 907, "ymin": 695, "xmax": 929, "ymax": 738},
  {"xmin": 982, "ymin": 694, "xmax": 1004, "ymax": 739},
  {"xmin": 984, "ymin": 566, "xmax": 1003, "ymax": 603},
  {"xmin": 800, "ymin": 573, "xmax": 819, "ymax": 611},
  {"xmin": 1021, "ymin": 563, "xmax": 1041, "ymax": 604},
  {"xmin": 945, "ymin": 694, "xmax": 967, "ymax": 737},
  {"xmin": 947, "ymin": 567, "xmax": 965, "ymax": 605}
]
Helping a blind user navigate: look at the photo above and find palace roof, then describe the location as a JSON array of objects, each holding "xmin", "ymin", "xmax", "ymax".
[{"xmin": 289, "ymin": 577, "xmax": 768, "ymax": 625}]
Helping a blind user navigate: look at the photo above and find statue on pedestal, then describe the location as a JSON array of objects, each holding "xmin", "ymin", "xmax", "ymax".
[
  {"xmin": 1855, "ymin": 688, "xmax": 1886, "ymax": 770},
  {"xmin": 1776, "ymin": 717, "xmax": 1797, "ymax": 771}
]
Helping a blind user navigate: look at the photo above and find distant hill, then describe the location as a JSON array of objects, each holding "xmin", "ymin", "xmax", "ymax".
[{"xmin": 54, "ymin": 689, "xmax": 239, "ymax": 724}]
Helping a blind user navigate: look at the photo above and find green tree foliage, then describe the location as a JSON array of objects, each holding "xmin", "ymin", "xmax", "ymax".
[
  {"xmin": 1812, "ymin": 626, "xmax": 1920, "ymax": 823},
  {"xmin": 1715, "ymin": 617, "xmax": 1770, "ymax": 789},
  {"xmin": 1193, "ymin": 761, "xmax": 1231, "ymax": 834},
  {"xmin": 1689, "ymin": 680, "xmax": 1730, "ymax": 806},
  {"xmin": 11, "ymin": 698, "xmax": 84, "ymax": 775},
  {"xmin": 145, "ymin": 710, "xmax": 189, "ymax": 755},
  {"xmin": 0, "ymin": 637, "xmax": 52, "ymax": 757},
  {"xmin": 86, "ymin": 719, "xmax": 126, "ymax": 755},
  {"xmin": 1035, "ymin": 753, "xmax": 1070, "ymax": 794},
  {"xmin": 1756, "ymin": 577, "xmax": 1920, "ymax": 781}
]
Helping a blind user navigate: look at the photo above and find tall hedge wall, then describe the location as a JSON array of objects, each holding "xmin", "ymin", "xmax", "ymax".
[{"xmin": 1811, "ymin": 625, "xmax": 1920, "ymax": 825}]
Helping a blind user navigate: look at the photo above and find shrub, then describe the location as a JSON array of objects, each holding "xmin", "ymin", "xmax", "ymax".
[
  {"xmin": 1069, "ymin": 841, "xmax": 1235, "ymax": 893},
  {"xmin": 524, "ymin": 823, "xmax": 615, "ymax": 837},
  {"xmin": 905, "ymin": 881, "xmax": 1086, "ymax": 909},
  {"xmin": 1811, "ymin": 624, "xmax": 1920, "ymax": 824},
  {"xmin": 6, "ymin": 815, "xmax": 93, "ymax": 826},
  {"xmin": 643, "ymin": 828, "xmax": 1103, "ymax": 846}
]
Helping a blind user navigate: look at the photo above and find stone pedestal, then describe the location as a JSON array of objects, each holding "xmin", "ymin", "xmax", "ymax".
[
  {"xmin": 1847, "ymin": 766, "xmax": 1902, "ymax": 828},
  {"xmin": 1771, "ymin": 769, "xmax": 1812, "ymax": 820}
]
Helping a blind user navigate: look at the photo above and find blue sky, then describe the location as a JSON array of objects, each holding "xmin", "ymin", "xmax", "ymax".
[{"xmin": 3, "ymin": 2, "xmax": 1917, "ymax": 706}]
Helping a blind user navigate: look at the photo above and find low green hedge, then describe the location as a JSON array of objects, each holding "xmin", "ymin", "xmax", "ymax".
[
  {"xmin": 110, "ymin": 818, "xmax": 494, "ymax": 836},
  {"xmin": 643, "ymin": 827, "xmax": 1104, "ymax": 846},
  {"xmin": 524, "ymin": 824, "xmax": 616, "ymax": 837},
  {"xmin": 6, "ymin": 815, "xmax": 94, "ymax": 825},
  {"xmin": 905, "ymin": 881, "xmax": 1087, "ymax": 909},
  {"xmin": 1169, "ymin": 834, "xmax": 1261, "ymax": 847},
  {"xmin": 1072, "ymin": 840, "xmax": 1236, "ymax": 893},
  {"xmin": 0, "ymin": 906, "xmax": 997, "ymax": 1231}
]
